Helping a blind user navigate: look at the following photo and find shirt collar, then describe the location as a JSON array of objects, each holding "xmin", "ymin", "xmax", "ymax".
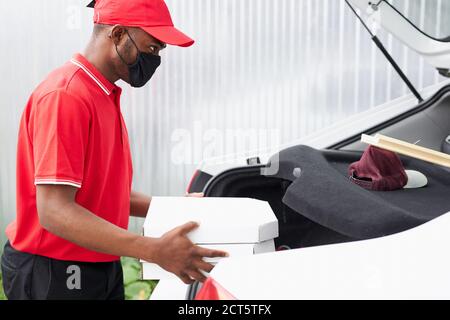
[{"xmin": 70, "ymin": 53, "xmax": 118, "ymax": 96}]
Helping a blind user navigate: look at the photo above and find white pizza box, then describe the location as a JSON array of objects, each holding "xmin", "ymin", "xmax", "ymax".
[
  {"xmin": 142, "ymin": 240, "xmax": 276, "ymax": 280},
  {"xmin": 143, "ymin": 197, "xmax": 279, "ymax": 244}
]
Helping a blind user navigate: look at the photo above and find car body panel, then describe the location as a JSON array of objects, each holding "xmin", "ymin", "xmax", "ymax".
[{"xmin": 207, "ymin": 210, "xmax": 450, "ymax": 300}]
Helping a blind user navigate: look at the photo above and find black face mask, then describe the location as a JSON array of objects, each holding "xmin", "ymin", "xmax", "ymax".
[{"xmin": 116, "ymin": 31, "xmax": 161, "ymax": 88}]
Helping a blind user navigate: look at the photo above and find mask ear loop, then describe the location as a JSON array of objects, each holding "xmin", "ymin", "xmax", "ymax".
[{"xmin": 114, "ymin": 30, "xmax": 140, "ymax": 67}]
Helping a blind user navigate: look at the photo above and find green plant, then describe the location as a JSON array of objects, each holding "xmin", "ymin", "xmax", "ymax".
[
  {"xmin": 0, "ymin": 271, "xmax": 6, "ymax": 300},
  {"xmin": 121, "ymin": 257, "xmax": 158, "ymax": 300}
]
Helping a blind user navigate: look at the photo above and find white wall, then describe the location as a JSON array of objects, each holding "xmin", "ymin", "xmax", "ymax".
[{"xmin": 0, "ymin": 0, "xmax": 446, "ymax": 245}]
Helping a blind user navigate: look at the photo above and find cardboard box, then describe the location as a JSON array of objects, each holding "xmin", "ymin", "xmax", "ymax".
[
  {"xmin": 142, "ymin": 240, "xmax": 276, "ymax": 280},
  {"xmin": 143, "ymin": 197, "xmax": 279, "ymax": 244}
]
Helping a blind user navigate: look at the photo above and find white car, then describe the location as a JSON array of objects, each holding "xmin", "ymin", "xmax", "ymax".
[{"xmin": 151, "ymin": 0, "xmax": 450, "ymax": 300}]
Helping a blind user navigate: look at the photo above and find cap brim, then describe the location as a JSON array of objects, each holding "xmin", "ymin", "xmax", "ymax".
[
  {"xmin": 404, "ymin": 170, "xmax": 428, "ymax": 189},
  {"xmin": 141, "ymin": 26, "xmax": 194, "ymax": 47}
]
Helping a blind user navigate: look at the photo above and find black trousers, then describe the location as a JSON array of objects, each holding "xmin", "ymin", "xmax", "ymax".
[{"xmin": 1, "ymin": 241, "xmax": 124, "ymax": 300}]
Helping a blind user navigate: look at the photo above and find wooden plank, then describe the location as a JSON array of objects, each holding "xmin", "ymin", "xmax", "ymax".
[{"xmin": 361, "ymin": 134, "xmax": 450, "ymax": 168}]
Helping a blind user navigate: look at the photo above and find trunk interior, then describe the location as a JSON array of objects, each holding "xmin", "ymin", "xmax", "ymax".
[{"xmin": 204, "ymin": 86, "xmax": 450, "ymax": 250}]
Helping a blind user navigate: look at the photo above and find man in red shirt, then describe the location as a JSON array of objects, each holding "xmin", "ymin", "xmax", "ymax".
[{"xmin": 1, "ymin": 0, "xmax": 227, "ymax": 300}]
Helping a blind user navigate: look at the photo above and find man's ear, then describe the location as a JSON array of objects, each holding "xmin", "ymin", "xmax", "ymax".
[{"xmin": 110, "ymin": 25, "xmax": 127, "ymax": 45}]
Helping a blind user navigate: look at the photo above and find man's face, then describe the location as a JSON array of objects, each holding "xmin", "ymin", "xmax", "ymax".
[{"xmin": 110, "ymin": 26, "xmax": 166, "ymax": 84}]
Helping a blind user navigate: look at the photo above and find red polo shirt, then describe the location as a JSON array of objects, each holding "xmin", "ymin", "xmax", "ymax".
[{"xmin": 6, "ymin": 53, "xmax": 133, "ymax": 262}]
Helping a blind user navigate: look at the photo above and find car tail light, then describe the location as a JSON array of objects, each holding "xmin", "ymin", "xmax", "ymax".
[
  {"xmin": 195, "ymin": 277, "xmax": 237, "ymax": 300},
  {"xmin": 186, "ymin": 169, "xmax": 200, "ymax": 194}
]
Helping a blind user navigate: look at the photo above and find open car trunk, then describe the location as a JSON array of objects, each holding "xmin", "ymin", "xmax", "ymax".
[
  {"xmin": 186, "ymin": 2, "xmax": 450, "ymax": 299},
  {"xmin": 203, "ymin": 85, "xmax": 450, "ymax": 250}
]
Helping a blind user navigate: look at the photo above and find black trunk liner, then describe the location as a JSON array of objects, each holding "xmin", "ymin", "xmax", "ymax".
[{"xmin": 269, "ymin": 145, "xmax": 450, "ymax": 239}]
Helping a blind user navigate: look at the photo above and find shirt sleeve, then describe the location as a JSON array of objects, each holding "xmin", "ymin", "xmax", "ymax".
[{"xmin": 31, "ymin": 90, "xmax": 91, "ymax": 188}]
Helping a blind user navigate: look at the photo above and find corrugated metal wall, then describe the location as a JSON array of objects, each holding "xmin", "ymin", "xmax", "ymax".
[{"xmin": 0, "ymin": 0, "xmax": 446, "ymax": 244}]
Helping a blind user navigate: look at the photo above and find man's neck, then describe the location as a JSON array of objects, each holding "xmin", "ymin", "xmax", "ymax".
[{"xmin": 83, "ymin": 41, "xmax": 120, "ymax": 84}]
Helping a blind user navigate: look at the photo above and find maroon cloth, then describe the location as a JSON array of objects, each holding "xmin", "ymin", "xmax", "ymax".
[{"xmin": 348, "ymin": 146, "xmax": 408, "ymax": 191}]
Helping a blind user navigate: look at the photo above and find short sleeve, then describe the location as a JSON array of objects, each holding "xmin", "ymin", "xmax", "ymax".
[{"xmin": 31, "ymin": 90, "xmax": 91, "ymax": 188}]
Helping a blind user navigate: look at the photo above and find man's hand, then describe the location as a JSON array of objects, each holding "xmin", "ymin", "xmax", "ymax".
[{"xmin": 150, "ymin": 221, "xmax": 228, "ymax": 284}]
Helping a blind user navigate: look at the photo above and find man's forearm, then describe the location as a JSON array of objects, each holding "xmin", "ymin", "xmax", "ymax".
[
  {"xmin": 130, "ymin": 190, "xmax": 151, "ymax": 218},
  {"xmin": 42, "ymin": 201, "xmax": 157, "ymax": 262},
  {"xmin": 36, "ymin": 184, "xmax": 227, "ymax": 285}
]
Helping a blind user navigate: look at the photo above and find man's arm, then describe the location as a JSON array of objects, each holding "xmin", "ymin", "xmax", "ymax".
[
  {"xmin": 36, "ymin": 185, "xmax": 227, "ymax": 284},
  {"xmin": 130, "ymin": 190, "xmax": 151, "ymax": 218}
]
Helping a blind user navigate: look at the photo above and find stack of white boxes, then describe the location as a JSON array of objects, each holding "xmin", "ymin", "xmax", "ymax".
[{"xmin": 141, "ymin": 196, "xmax": 279, "ymax": 281}]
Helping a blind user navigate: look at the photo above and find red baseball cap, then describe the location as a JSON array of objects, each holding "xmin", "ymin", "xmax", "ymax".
[
  {"xmin": 87, "ymin": 0, "xmax": 194, "ymax": 47},
  {"xmin": 348, "ymin": 146, "xmax": 428, "ymax": 191}
]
